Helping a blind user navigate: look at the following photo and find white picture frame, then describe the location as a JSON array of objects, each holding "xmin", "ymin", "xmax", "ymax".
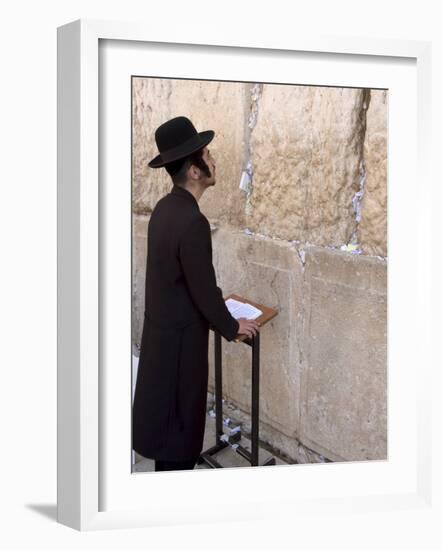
[{"xmin": 57, "ymin": 18, "xmax": 432, "ymax": 531}]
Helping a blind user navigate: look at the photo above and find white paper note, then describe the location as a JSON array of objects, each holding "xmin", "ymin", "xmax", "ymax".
[{"xmin": 225, "ymin": 298, "xmax": 262, "ymax": 320}]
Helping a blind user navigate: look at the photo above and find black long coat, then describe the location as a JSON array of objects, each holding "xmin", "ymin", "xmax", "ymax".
[{"xmin": 132, "ymin": 184, "xmax": 239, "ymax": 461}]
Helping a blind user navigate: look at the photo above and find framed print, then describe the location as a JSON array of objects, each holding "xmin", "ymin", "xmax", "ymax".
[{"xmin": 57, "ymin": 18, "xmax": 432, "ymax": 530}]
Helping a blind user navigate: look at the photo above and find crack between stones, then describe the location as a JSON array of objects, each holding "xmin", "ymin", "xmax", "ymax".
[
  {"xmin": 239, "ymin": 88, "xmax": 389, "ymax": 261},
  {"xmin": 241, "ymin": 227, "xmax": 387, "ymax": 262},
  {"xmin": 243, "ymin": 83, "xmax": 263, "ymax": 218},
  {"xmin": 346, "ymin": 89, "xmax": 371, "ymax": 253}
]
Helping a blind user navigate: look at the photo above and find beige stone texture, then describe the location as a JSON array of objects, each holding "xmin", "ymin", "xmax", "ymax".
[
  {"xmin": 132, "ymin": 78, "xmax": 173, "ymax": 213},
  {"xmin": 207, "ymin": 227, "xmax": 303, "ymax": 440},
  {"xmin": 131, "ymin": 78, "xmax": 388, "ymax": 463},
  {"xmin": 358, "ymin": 90, "xmax": 388, "ymax": 257},
  {"xmin": 207, "ymin": 393, "xmax": 329, "ymax": 464},
  {"xmin": 248, "ymin": 85, "xmax": 367, "ymax": 247},
  {"xmin": 132, "ymin": 77, "xmax": 247, "ymax": 225},
  {"xmin": 300, "ymin": 246, "xmax": 387, "ymax": 461},
  {"xmin": 132, "ymin": 216, "xmax": 388, "ymax": 462},
  {"xmin": 204, "ymin": 228, "xmax": 387, "ymax": 462}
]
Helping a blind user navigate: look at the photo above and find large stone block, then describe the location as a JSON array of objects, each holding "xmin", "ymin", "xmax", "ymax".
[
  {"xmin": 207, "ymin": 226, "xmax": 304, "ymax": 439},
  {"xmin": 248, "ymin": 85, "xmax": 366, "ymax": 247},
  {"xmin": 358, "ymin": 90, "xmax": 388, "ymax": 257},
  {"xmin": 132, "ymin": 78, "xmax": 174, "ymax": 213},
  {"xmin": 300, "ymin": 246, "xmax": 387, "ymax": 461},
  {"xmin": 132, "ymin": 210, "xmax": 388, "ymax": 462},
  {"xmin": 132, "ymin": 77, "xmax": 248, "ymax": 225}
]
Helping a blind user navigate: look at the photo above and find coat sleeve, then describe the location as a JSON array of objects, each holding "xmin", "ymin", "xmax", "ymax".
[{"xmin": 179, "ymin": 215, "xmax": 239, "ymax": 342}]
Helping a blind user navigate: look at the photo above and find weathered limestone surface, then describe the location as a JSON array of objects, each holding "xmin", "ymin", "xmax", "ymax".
[
  {"xmin": 207, "ymin": 227, "xmax": 303, "ymax": 439},
  {"xmin": 358, "ymin": 90, "xmax": 388, "ymax": 257},
  {"xmin": 205, "ymin": 230, "xmax": 387, "ymax": 462},
  {"xmin": 207, "ymin": 392, "xmax": 329, "ymax": 464},
  {"xmin": 133, "ymin": 79, "xmax": 387, "ymax": 254},
  {"xmin": 132, "ymin": 77, "xmax": 247, "ymax": 225},
  {"xmin": 248, "ymin": 85, "xmax": 367, "ymax": 247},
  {"xmin": 132, "ymin": 218, "xmax": 388, "ymax": 462},
  {"xmin": 300, "ymin": 246, "xmax": 387, "ymax": 461},
  {"xmin": 132, "ymin": 79, "xmax": 173, "ymax": 213},
  {"xmin": 131, "ymin": 78, "xmax": 388, "ymax": 463}
]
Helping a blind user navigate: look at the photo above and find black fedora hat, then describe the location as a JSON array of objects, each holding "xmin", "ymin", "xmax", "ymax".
[{"xmin": 148, "ymin": 116, "xmax": 215, "ymax": 168}]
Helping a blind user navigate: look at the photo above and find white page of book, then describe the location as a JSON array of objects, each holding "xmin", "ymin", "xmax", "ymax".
[{"xmin": 225, "ymin": 298, "xmax": 262, "ymax": 320}]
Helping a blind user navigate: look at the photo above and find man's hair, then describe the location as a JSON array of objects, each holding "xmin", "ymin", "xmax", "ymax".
[{"xmin": 165, "ymin": 148, "xmax": 211, "ymax": 186}]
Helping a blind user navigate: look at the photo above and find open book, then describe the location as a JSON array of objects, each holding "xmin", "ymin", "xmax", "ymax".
[{"xmin": 225, "ymin": 297, "xmax": 262, "ymax": 320}]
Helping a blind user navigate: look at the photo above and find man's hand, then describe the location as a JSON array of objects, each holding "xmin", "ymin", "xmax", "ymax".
[{"xmin": 236, "ymin": 318, "xmax": 260, "ymax": 339}]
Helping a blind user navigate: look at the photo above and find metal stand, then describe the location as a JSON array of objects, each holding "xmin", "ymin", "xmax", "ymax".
[{"xmin": 198, "ymin": 330, "xmax": 276, "ymax": 468}]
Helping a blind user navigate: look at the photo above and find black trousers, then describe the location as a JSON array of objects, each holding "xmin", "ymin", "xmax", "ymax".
[{"xmin": 155, "ymin": 456, "xmax": 199, "ymax": 471}]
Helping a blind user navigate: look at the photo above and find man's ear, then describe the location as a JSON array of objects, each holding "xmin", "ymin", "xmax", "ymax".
[{"xmin": 188, "ymin": 163, "xmax": 200, "ymax": 181}]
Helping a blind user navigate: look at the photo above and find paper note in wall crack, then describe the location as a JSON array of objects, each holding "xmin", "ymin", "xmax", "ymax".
[{"xmin": 225, "ymin": 298, "xmax": 262, "ymax": 320}]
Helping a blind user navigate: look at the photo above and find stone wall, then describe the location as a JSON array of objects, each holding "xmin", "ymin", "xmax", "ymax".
[{"xmin": 132, "ymin": 77, "xmax": 388, "ymax": 463}]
